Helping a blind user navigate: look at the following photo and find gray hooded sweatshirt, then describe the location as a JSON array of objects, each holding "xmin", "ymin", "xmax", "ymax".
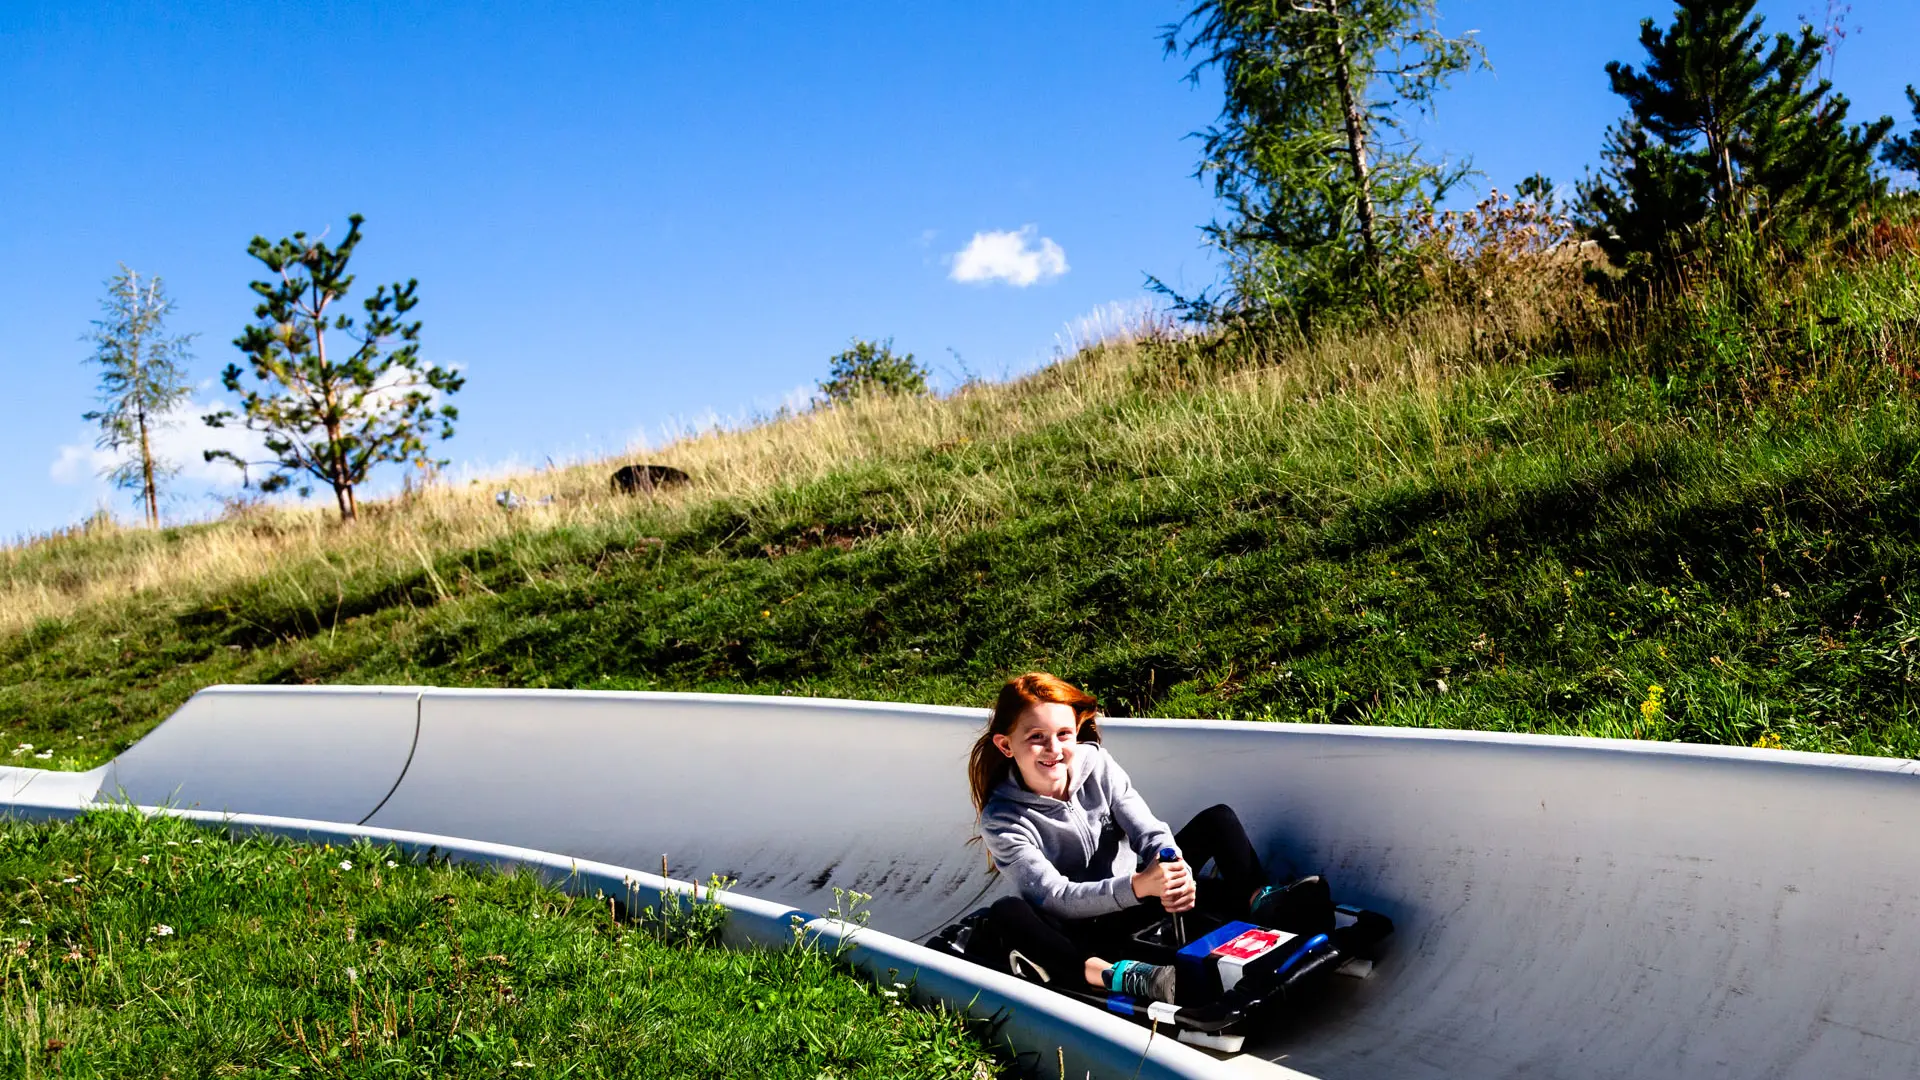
[{"xmin": 979, "ymin": 741, "xmax": 1177, "ymax": 919}]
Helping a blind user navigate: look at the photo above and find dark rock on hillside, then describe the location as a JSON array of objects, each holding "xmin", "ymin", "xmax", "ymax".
[{"xmin": 611, "ymin": 464, "xmax": 691, "ymax": 495}]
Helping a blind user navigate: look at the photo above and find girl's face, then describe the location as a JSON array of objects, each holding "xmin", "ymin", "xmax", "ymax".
[{"xmin": 992, "ymin": 701, "xmax": 1079, "ymax": 799}]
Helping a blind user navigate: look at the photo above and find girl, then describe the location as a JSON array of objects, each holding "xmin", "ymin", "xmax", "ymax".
[{"xmin": 965, "ymin": 673, "xmax": 1303, "ymax": 1003}]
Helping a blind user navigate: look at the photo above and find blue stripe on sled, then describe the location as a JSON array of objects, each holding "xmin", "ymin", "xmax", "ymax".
[
  {"xmin": 1176, "ymin": 920, "xmax": 1258, "ymax": 961},
  {"xmin": 1106, "ymin": 993, "xmax": 1135, "ymax": 1015}
]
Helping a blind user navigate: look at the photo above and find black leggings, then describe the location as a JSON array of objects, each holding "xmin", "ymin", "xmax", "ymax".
[{"xmin": 964, "ymin": 804, "xmax": 1264, "ymax": 985}]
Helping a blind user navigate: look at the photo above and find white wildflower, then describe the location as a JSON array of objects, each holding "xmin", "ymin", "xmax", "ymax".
[
  {"xmin": 138, "ymin": 855, "xmax": 149, "ymax": 864},
  {"xmin": 881, "ymin": 988, "xmax": 899, "ymax": 999},
  {"xmin": 385, "ymin": 860, "xmax": 398, "ymax": 869},
  {"xmin": 338, "ymin": 860, "xmax": 353, "ymax": 872},
  {"xmin": 152, "ymin": 924, "xmax": 173, "ymax": 937},
  {"xmin": 61, "ymin": 878, "xmax": 77, "ymax": 884},
  {"xmin": 33, "ymin": 751, "xmax": 52, "ymax": 760},
  {"xmin": 346, "ymin": 966, "xmax": 358, "ymax": 983}
]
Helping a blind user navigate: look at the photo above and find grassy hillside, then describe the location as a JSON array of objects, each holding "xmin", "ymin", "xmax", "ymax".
[
  {"xmin": 6, "ymin": 229, "xmax": 1920, "ymax": 768},
  {"xmin": 1, "ymin": 811, "xmax": 996, "ymax": 1077}
]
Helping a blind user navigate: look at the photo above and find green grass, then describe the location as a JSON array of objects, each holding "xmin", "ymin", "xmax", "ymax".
[
  {"xmin": 0, "ymin": 810, "xmax": 998, "ymax": 1079},
  {"xmin": 7, "ymin": 235, "xmax": 1920, "ymax": 765}
]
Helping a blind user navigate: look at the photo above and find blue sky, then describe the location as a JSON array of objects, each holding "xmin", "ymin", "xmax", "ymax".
[{"xmin": 5, "ymin": 0, "xmax": 1917, "ymax": 538}]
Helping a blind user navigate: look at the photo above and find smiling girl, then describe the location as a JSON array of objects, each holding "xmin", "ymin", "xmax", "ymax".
[{"xmin": 965, "ymin": 673, "xmax": 1296, "ymax": 1003}]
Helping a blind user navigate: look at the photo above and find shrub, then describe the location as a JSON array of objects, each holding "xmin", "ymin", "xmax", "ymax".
[{"xmin": 817, "ymin": 339, "xmax": 930, "ymax": 404}]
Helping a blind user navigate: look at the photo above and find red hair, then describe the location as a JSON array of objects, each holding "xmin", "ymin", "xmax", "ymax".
[{"xmin": 968, "ymin": 672, "xmax": 1101, "ymax": 816}]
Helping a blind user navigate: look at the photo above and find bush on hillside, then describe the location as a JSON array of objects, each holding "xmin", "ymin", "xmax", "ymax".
[
  {"xmin": 818, "ymin": 339, "xmax": 930, "ymax": 404},
  {"xmin": 1410, "ymin": 185, "xmax": 1610, "ymax": 360}
]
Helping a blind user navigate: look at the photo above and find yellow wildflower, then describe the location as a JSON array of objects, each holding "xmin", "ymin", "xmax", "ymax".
[{"xmin": 1639, "ymin": 684, "xmax": 1665, "ymax": 725}]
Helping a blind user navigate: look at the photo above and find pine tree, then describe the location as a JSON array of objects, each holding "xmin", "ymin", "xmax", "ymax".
[
  {"xmin": 1162, "ymin": 0, "xmax": 1485, "ymax": 325},
  {"xmin": 1881, "ymin": 86, "xmax": 1920, "ymax": 177},
  {"xmin": 1578, "ymin": 0, "xmax": 1889, "ymax": 267},
  {"xmin": 203, "ymin": 214, "xmax": 463, "ymax": 522},
  {"xmin": 82, "ymin": 266, "xmax": 194, "ymax": 527}
]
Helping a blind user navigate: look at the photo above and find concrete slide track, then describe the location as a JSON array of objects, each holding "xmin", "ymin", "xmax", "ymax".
[{"xmin": 3, "ymin": 684, "xmax": 1917, "ymax": 1079}]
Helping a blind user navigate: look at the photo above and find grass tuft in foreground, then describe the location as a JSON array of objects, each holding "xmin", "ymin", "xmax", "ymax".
[{"xmin": 0, "ymin": 811, "xmax": 998, "ymax": 1079}]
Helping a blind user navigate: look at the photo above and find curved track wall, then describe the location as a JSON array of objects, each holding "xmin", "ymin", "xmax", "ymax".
[
  {"xmin": 45, "ymin": 686, "xmax": 1920, "ymax": 1079},
  {"xmin": 103, "ymin": 685, "xmax": 420, "ymax": 823}
]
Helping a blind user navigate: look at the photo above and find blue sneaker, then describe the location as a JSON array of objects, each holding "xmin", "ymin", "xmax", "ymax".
[{"xmin": 1104, "ymin": 959, "xmax": 1176, "ymax": 1002}]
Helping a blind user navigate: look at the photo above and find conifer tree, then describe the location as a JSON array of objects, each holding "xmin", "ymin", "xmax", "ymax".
[
  {"xmin": 1163, "ymin": 0, "xmax": 1485, "ymax": 324},
  {"xmin": 82, "ymin": 266, "xmax": 194, "ymax": 528},
  {"xmin": 1578, "ymin": 0, "xmax": 1889, "ymax": 266},
  {"xmin": 1881, "ymin": 86, "xmax": 1920, "ymax": 177},
  {"xmin": 203, "ymin": 215, "xmax": 463, "ymax": 522}
]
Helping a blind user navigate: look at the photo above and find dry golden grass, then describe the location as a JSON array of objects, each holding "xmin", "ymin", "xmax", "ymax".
[
  {"xmin": 0, "ymin": 326, "xmax": 1132, "ymax": 635},
  {"xmin": 0, "ymin": 303, "xmax": 1529, "ymax": 639}
]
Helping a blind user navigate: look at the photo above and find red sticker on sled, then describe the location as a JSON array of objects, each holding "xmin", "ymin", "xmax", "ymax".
[{"xmin": 1214, "ymin": 928, "xmax": 1289, "ymax": 961}]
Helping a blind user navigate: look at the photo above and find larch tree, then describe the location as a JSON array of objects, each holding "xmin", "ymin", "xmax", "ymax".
[
  {"xmin": 1162, "ymin": 0, "xmax": 1485, "ymax": 324},
  {"xmin": 82, "ymin": 266, "xmax": 194, "ymax": 528},
  {"xmin": 203, "ymin": 214, "xmax": 463, "ymax": 522}
]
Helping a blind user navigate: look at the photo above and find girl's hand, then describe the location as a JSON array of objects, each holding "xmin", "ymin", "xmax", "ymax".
[
  {"xmin": 1161, "ymin": 859, "xmax": 1197, "ymax": 913},
  {"xmin": 1132, "ymin": 858, "xmax": 1197, "ymax": 913}
]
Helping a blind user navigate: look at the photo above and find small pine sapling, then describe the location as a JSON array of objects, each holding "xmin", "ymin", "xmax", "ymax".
[{"xmin": 204, "ymin": 214, "xmax": 463, "ymax": 522}]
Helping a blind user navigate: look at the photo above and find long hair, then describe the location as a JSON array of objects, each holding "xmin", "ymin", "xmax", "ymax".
[{"xmin": 967, "ymin": 672, "xmax": 1102, "ymax": 817}]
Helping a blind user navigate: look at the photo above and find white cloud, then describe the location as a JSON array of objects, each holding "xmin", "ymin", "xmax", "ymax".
[
  {"xmin": 48, "ymin": 442, "xmax": 113, "ymax": 486},
  {"xmin": 53, "ymin": 363, "xmax": 464, "ymax": 493},
  {"xmin": 1054, "ymin": 297, "xmax": 1191, "ymax": 355},
  {"xmin": 948, "ymin": 226, "xmax": 1068, "ymax": 287},
  {"xmin": 50, "ymin": 393, "xmax": 268, "ymax": 491},
  {"xmin": 769, "ymin": 381, "xmax": 822, "ymax": 416},
  {"xmin": 47, "ymin": 366, "xmax": 479, "ymax": 525}
]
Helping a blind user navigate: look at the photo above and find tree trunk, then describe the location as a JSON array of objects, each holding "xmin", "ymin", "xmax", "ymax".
[
  {"xmin": 1330, "ymin": 3, "xmax": 1380, "ymax": 271},
  {"xmin": 326, "ymin": 426, "xmax": 354, "ymax": 522},
  {"xmin": 1703, "ymin": 104, "xmax": 1739, "ymax": 218},
  {"xmin": 334, "ymin": 476, "xmax": 353, "ymax": 521},
  {"xmin": 129, "ymin": 323, "xmax": 160, "ymax": 529},
  {"xmin": 311, "ymin": 292, "xmax": 356, "ymax": 524},
  {"xmin": 137, "ymin": 406, "xmax": 158, "ymax": 528}
]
